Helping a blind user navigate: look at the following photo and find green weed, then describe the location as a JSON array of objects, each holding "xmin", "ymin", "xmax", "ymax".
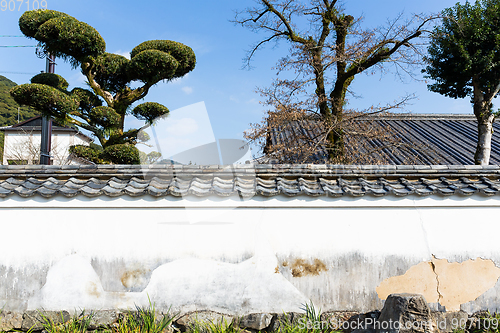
[
  {"xmin": 472, "ymin": 312, "xmax": 500, "ymax": 333},
  {"xmin": 114, "ymin": 299, "xmax": 176, "ymax": 333},
  {"xmin": 276, "ymin": 302, "xmax": 338, "ymax": 333},
  {"xmin": 40, "ymin": 310, "xmax": 94, "ymax": 333},
  {"xmin": 188, "ymin": 317, "xmax": 240, "ymax": 333}
]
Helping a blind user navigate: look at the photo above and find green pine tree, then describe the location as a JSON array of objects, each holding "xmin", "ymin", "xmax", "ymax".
[{"xmin": 10, "ymin": 9, "xmax": 196, "ymax": 164}]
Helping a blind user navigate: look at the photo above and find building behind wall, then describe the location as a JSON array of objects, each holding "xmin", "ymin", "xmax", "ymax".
[
  {"xmin": 0, "ymin": 116, "xmax": 93, "ymax": 165},
  {"xmin": 263, "ymin": 113, "xmax": 500, "ymax": 165}
]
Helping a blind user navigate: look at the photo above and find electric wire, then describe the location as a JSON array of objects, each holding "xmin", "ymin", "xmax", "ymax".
[{"xmin": 0, "ymin": 71, "xmax": 39, "ymax": 75}]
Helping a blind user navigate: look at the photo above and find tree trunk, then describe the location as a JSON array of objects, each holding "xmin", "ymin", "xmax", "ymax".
[
  {"xmin": 327, "ymin": 77, "xmax": 353, "ymax": 162},
  {"xmin": 326, "ymin": 94, "xmax": 344, "ymax": 161},
  {"xmin": 325, "ymin": 15, "xmax": 353, "ymax": 163},
  {"xmin": 473, "ymin": 103, "xmax": 495, "ymax": 165},
  {"xmin": 311, "ymin": 48, "xmax": 340, "ymax": 161}
]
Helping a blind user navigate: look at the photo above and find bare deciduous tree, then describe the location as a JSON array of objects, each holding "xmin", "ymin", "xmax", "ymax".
[{"xmin": 235, "ymin": 0, "xmax": 436, "ymax": 163}]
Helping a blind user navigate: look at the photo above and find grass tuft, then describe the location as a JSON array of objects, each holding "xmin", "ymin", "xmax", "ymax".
[
  {"xmin": 14, "ymin": 302, "xmax": 341, "ymax": 333},
  {"xmin": 188, "ymin": 317, "xmax": 240, "ymax": 333},
  {"xmin": 40, "ymin": 310, "xmax": 93, "ymax": 333}
]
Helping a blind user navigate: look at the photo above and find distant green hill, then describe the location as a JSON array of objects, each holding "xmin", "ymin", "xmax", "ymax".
[{"xmin": 0, "ymin": 75, "xmax": 39, "ymax": 127}]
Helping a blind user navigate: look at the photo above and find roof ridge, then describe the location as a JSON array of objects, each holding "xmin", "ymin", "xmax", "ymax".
[
  {"xmin": 359, "ymin": 113, "xmax": 478, "ymax": 121},
  {"xmin": 0, "ymin": 164, "xmax": 498, "ymax": 178}
]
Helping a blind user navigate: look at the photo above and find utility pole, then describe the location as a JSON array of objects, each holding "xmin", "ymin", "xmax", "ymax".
[{"xmin": 39, "ymin": 54, "xmax": 55, "ymax": 165}]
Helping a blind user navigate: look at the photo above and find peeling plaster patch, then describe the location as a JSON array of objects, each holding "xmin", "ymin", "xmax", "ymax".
[
  {"xmin": 285, "ymin": 259, "xmax": 328, "ymax": 277},
  {"xmin": 432, "ymin": 257, "xmax": 500, "ymax": 311},
  {"xmin": 376, "ymin": 261, "xmax": 439, "ymax": 303},
  {"xmin": 377, "ymin": 257, "xmax": 500, "ymax": 312}
]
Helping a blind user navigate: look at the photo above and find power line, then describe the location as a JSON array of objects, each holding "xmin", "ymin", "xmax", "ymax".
[
  {"xmin": 0, "ymin": 71, "xmax": 39, "ymax": 75},
  {"xmin": 0, "ymin": 45, "xmax": 36, "ymax": 47},
  {"xmin": 0, "ymin": 35, "xmax": 24, "ymax": 37}
]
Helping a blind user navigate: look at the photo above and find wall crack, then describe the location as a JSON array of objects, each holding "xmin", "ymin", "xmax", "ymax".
[{"xmin": 430, "ymin": 255, "xmax": 443, "ymax": 304}]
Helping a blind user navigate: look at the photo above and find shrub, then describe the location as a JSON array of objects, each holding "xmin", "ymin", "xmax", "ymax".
[{"xmin": 102, "ymin": 144, "xmax": 140, "ymax": 164}]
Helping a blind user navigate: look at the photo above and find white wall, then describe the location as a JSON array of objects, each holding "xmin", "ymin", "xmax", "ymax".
[
  {"xmin": 0, "ymin": 194, "xmax": 498, "ymax": 314},
  {"xmin": 2, "ymin": 131, "xmax": 90, "ymax": 165}
]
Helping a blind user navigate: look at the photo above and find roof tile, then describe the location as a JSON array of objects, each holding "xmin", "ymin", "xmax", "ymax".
[
  {"xmin": 0, "ymin": 165, "xmax": 499, "ymax": 199},
  {"xmin": 80, "ymin": 186, "xmax": 102, "ymax": 197}
]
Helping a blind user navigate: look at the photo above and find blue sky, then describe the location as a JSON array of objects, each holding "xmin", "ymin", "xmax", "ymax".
[{"xmin": 0, "ymin": 0, "xmax": 472, "ymax": 159}]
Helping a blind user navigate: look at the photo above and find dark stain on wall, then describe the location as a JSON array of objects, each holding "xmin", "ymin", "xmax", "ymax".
[
  {"xmin": 86, "ymin": 282, "xmax": 101, "ymax": 298},
  {"xmin": 120, "ymin": 269, "xmax": 150, "ymax": 289},
  {"xmin": 284, "ymin": 258, "xmax": 328, "ymax": 277}
]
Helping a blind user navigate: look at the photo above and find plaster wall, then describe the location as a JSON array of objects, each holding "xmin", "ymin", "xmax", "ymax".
[{"xmin": 0, "ymin": 195, "xmax": 499, "ymax": 315}]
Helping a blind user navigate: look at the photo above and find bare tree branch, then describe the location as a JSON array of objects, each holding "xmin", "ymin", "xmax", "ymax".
[{"xmin": 237, "ymin": 0, "xmax": 438, "ymax": 163}]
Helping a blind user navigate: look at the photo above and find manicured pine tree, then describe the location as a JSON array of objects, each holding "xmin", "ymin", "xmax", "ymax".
[{"xmin": 10, "ymin": 10, "xmax": 196, "ymax": 164}]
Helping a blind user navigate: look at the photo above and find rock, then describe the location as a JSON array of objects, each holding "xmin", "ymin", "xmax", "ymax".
[
  {"xmin": 347, "ymin": 311, "xmax": 381, "ymax": 333},
  {"xmin": 432, "ymin": 311, "xmax": 469, "ymax": 333},
  {"xmin": 21, "ymin": 310, "xmax": 71, "ymax": 331},
  {"xmin": 468, "ymin": 311, "xmax": 495, "ymax": 333},
  {"xmin": 266, "ymin": 312, "xmax": 305, "ymax": 332},
  {"xmin": 176, "ymin": 311, "xmax": 233, "ymax": 331},
  {"xmin": 376, "ymin": 294, "xmax": 434, "ymax": 333},
  {"xmin": 321, "ymin": 312, "xmax": 360, "ymax": 332},
  {"xmin": 239, "ymin": 313, "xmax": 274, "ymax": 330},
  {"xmin": 87, "ymin": 310, "xmax": 120, "ymax": 330},
  {"xmin": 0, "ymin": 311, "xmax": 23, "ymax": 331}
]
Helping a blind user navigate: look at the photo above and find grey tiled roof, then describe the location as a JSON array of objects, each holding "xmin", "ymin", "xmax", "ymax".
[
  {"xmin": 1, "ymin": 115, "xmax": 93, "ymax": 141},
  {"xmin": 1, "ymin": 164, "xmax": 500, "ymax": 198},
  {"xmin": 266, "ymin": 113, "xmax": 500, "ymax": 165}
]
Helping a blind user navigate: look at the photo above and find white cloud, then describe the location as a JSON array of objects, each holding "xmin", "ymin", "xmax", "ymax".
[
  {"xmin": 246, "ymin": 98, "xmax": 259, "ymax": 105},
  {"xmin": 114, "ymin": 50, "xmax": 131, "ymax": 59},
  {"xmin": 68, "ymin": 72, "xmax": 87, "ymax": 88},
  {"xmin": 182, "ymin": 86, "xmax": 194, "ymax": 95}
]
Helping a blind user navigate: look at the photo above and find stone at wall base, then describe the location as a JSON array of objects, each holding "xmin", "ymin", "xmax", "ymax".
[
  {"xmin": 376, "ymin": 294, "xmax": 434, "ymax": 333},
  {"xmin": 238, "ymin": 313, "xmax": 273, "ymax": 330},
  {"xmin": 432, "ymin": 311, "xmax": 469, "ymax": 333},
  {"xmin": 175, "ymin": 310, "xmax": 233, "ymax": 331},
  {"xmin": 21, "ymin": 311, "xmax": 71, "ymax": 331},
  {"xmin": 0, "ymin": 306, "xmax": 489, "ymax": 332},
  {"xmin": 266, "ymin": 312, "xmax": 305, "ymax": 332},
  {"xmin": 87, "ymin": 310, "xmax": 121, "ymax": 330},
  {"xmin": 0, "ymin": 311, "xmax": 23, "ymax": 331}
]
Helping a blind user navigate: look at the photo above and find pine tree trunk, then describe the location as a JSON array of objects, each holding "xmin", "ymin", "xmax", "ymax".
[{"xmin": 474, "ymin": 104, "xmax": 495, "ymax": 165}]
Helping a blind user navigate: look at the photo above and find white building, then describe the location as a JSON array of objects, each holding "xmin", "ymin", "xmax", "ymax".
[{"xmin": 1, "ymin": 116, "xmax": 92, "ymax": 165}]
